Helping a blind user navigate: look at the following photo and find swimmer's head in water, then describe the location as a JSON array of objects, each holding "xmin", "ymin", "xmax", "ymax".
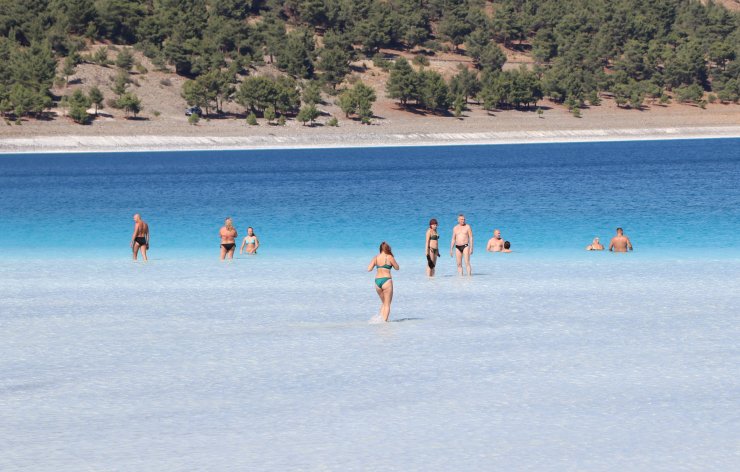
[
  {"xmin": 593, "ymin": 237, "xmax": 600, "ymax": 243},
  {"xmin": 247, "ymin": 226, "xmax": 254, "ymax": 236},
  {"xmin": 616, "ymin": 227, "xmax": 623, "ymax": 234},
  {"xmin": 458, "ymin": 214, "xmax": 465, "ymax": 225},
  {"xmin": 494, "ymin": 229, "xmax": 501, "ymax": 238},
  {"xmin": 379, "ymin": 241, "xmax": 394, "ymax": 256},
  {"xmin": 225, "ymin": 217, "xmax": 233, "ymax": 228},
  {"xmin": 504, "ymin": 241, "xmax": 511, "ymax": 249},
  {"xmin": 133, "ymin": 213, "xmax": 140, "ymax": 221},
  {"xmin": 429, "ymin": 218, "xmax": 438, "ymax": 228}
]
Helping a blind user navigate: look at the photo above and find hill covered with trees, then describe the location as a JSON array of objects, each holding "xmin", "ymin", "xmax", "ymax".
[{"xmin": 0, "ymin": 0, "xmax": 739, "ymax": 125}]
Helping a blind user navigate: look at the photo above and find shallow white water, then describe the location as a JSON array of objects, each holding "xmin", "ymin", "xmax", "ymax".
[{"xmin": 1, "ymin": 253, "xmax": 739, "ymax": 471}]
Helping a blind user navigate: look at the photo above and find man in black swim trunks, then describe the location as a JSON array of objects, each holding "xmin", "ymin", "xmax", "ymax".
[
  {"xmin": 450, "ymin": 214, "xmax": 473, "ymax": 276},
  {"xmin": 131, "ymin": 213, "xmax": 149, "ymax": 261}
]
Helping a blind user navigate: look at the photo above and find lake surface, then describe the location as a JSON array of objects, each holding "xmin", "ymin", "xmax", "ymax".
[{"xmin": 1, "ymin": 139, "xmax": 739, "ymax": 471}]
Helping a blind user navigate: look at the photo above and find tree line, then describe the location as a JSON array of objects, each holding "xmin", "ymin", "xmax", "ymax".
[{"xmin": 0, "ymin": 0, "xmax": 738, "ymax": 123}]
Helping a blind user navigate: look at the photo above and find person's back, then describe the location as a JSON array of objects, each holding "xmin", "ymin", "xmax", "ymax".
[{"xmin": 609, "ymin": 228, "xmax": 633, "ymax": 252}]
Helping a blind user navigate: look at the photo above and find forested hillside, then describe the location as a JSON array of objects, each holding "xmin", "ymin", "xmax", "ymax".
[{"xmin": 0, "ymin": 0, "xmax": 738, "ymax": 125}]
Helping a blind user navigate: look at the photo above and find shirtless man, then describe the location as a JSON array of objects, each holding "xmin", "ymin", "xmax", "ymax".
[
  {"xmin": 609, "ymin": 228, "xmax": 633, "ymax": 252},
  {"xmin": 130, "ymin": 214, "xmax": 149, "ymax": 261},
  {"xmin": 450, "ymin": 214, "xmax": 473, "ymax": 275},
  {"xmin": 486, "ymin": 229, "xmax": 505, "ymax": 252},
  {"xmin": 219, "ymin": 217, "xmax": 238, "ymax": 260}
]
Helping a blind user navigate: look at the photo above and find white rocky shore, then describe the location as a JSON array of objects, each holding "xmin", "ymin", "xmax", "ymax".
[{"xmin": 1, "ymin": 125, "xmax": 739, "ymax": 153}]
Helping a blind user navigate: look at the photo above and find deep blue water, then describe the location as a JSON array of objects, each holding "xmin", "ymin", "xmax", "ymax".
[{"xmin": 1, "ymin": 138, "xmax": 738, "ymax": 257}]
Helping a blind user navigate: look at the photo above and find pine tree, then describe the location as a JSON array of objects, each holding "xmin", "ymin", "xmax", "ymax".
[
  {"xmin": 88, "ymin": 86, "xmax": 104, "ymax": 116},
  {"xmin": 386, "ymin": 57, "xmax": 418, "ymax": 107}
]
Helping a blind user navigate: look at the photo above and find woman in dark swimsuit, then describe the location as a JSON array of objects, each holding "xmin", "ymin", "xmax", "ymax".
[
  {"xmin": 425, "ymin": 218, "xmax": 440, "ymax": 277},
  {"xmin": 219, "ymin": 217, "xmax": 238, "ymax": 260},
  {"xmin": 367, "ymin": 242, "xmax": 400, "ymax": 322}
]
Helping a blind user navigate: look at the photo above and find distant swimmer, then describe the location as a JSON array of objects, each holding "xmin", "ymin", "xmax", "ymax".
[
  {"xmin": 240, "ymin": 226, "xmax": 259, "ymax": 255},
  {"xmin": 609, "ymin": 228, "xmax": 633, "ymax": 252},
  {"xmin": 586, "ymin": 237, "xmax": 604, "ymax": 251},
  {"xmin": 130, "ymin": 214, "xmax": 149, "ymax": 261},
  {"xmin": 450, "ymin": 214, "xmax": 473, "ymax": 276},
  {"xmin": 486, "ymin": 229, "xmax": 505, "ymax": 252},
  {"xmin": 367, "ymin": 242, "xmax": 400, "ymax": 322},
  {"xmin": 425, "ymin": 218, "xmax": 440, "ymax": 277},
  {"xmin": 502, "ymin": 241, "xmax": 512, "ymax": 253},
  {"xmin": 219, "ymin": 217, "xmax": 238, "ymax": 260}
]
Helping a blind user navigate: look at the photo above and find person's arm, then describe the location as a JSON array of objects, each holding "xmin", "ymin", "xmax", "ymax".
[
  {"xmin": 626, "ymin": 236, "xmax": 633, "ymax": 251},
  {"xmin": 254, "ymin": 237, "xmax": 260, "ymax": 251},
  {"xmin": 391, "ymin": 256, "xmax": 399, "ymax": 270},
  {"xmin": 367, "ymin": 257, "xmax": 377, "ymax": 272},
  {"xmin": 450, "ymin": 231, "xmax": 455, "ymax": 257},
  {"xmin": 468, "ymin": 226, "xmax": 474, "ymax": 254},
  {"xmin": 609, "ymin": 238, "xmax": 614, "ymax": 252},
  {"xmin": 425, "ymin": 230, "xmax": 430, "ymax": 256},
  {"xmin": 145, "ymin": 227, "xmax": 150, "ymax": 248},
  {"xmin": 131, "ymin": 222, "xmax": 139, "ymax": 247},
  {"xmin": 240, "ymin": 237, "xmax": 247, "ymax": 254},
  {"xmin": 487, "ymin": 239, "xmax": 493, "ymax": 252}
]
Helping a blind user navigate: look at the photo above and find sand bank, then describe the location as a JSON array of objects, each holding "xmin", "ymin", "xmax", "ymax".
[{"xmin": 1, "ymin": 125, "xmax": 739, "ymax": 154}]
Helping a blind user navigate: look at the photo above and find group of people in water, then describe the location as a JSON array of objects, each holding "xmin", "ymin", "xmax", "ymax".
[
  {"xmin": 370, "ymin": 214, "xmax": 634, "ymax": 322},
  {"xmin": 218, "ymin": 217, "xmax": 260, "ymax": 260},
  {"xmin": 130, "ymin": 215, "xmax": 260, "ymax": 262},
  {"xmin": 131, "ymin": 213, "xmax": 634, "ymax": 322}
]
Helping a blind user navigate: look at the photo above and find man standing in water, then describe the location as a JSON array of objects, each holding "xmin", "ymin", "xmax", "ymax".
[
  {"xmin": 450, "ymin": 214, "xmax": 473, "ymax": 275},
  {"xmin": 609, "ymin": 227, "xmax": 633, "ymax": 252},
  {"xmin": 131, "ymin": 214, "xmax": 149, "ymax": 261}
]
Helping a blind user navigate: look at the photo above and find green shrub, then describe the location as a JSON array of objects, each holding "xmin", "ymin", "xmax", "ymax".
[
  {"xmin": 372, "ymin": 54, "xmax": 391, "ymax": 71},
  {"xmin": 188, "ymin": 113, "xmax": 199, "ymax": 125},
  {"xmin": 327, "ymin": 116, "xmax": 338, "ymax": 127},
  {"xmin": 413, "ymin": 55, "xmax": 430, "ymax": 67},
  {"xmin": 246, "ymin": 112, "xmax": 258, "ymax": 125}
]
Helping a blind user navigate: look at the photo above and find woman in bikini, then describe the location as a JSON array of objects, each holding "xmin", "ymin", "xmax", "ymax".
[
  {"xmin": 219, "ymin": 217, "xmax": 238, "ymax": 260},
  {"xmin": 240, "ymin": 227, "xmax": 259, "ymax": 255},
  {"xmin": 367, "ymin": 242, "xmax": 400, "ymax": 322},
  {"xmin": 425, "ymin": 218, "xmax": 440, "ymax": 277}
]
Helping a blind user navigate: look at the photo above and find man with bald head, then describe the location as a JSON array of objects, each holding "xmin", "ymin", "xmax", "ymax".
[
  {"xmin": 131, "ymin": 214, "xmax": 150, "ymax": 261},
  {"xmin": 486, "ymin": 229, "xmax": 505, "ymax": 252}
]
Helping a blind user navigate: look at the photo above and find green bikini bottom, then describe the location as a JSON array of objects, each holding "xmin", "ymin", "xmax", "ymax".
[{"xmin": 375, "ymin": 277, "xmax": 391, "ymax": 288}]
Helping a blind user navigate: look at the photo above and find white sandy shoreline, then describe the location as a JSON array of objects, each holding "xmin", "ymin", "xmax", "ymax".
[{"xmin": 1, "ymin": 125, "xmax": 739, "ymax": 154}]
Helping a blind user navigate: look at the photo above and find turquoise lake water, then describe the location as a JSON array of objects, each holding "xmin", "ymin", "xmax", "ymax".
[
  {"xmin": 1, "ymin": 138, "xmax": 738, "ymax": 257},
  {"xmin": 1, "ymin": 139, "xmax": 739, "ymax": 471}
]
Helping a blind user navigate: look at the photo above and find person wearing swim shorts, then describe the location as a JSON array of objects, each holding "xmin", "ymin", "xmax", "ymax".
[
  {"xmin": 367, "ymin": 241, "xmax": 400, "ymax": 322},
  {"xmin": 130, "ymin": 213, "xmax": 149, "ymax": 261},
  {"xmin": 219, "ymin": 217, "xmax": 238, "ymax": 260},
  {"xmin": 240, "ymin": 226, "xmax": 259, "ymax": 255},
  {"xmin": 450, "ymin": 214, "xmax": 473, "ymax": 276},
  {"xmin": 425, "ymin": 218, "xmax": 440, "ymax": 277}
]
